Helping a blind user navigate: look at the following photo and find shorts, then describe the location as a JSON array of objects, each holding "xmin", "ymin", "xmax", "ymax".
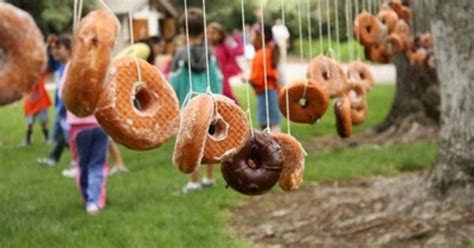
[
  {"xmin": 256, "ymin": 89, "xmax": 281, "ymax": 127},
  {"xmin": 25, "ymin": 109, "xmax": 49, "ymax": 125}
]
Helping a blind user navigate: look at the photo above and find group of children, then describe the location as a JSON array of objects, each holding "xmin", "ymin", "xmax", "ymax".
[{"xmin": 22, "ymin": 6, "xmax": 286, "ymax": 214}]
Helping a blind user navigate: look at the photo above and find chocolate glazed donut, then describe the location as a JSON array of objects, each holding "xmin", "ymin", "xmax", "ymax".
[{"xmin": 221, "ymin": 131, "xmax": 284, "ymax": 196}]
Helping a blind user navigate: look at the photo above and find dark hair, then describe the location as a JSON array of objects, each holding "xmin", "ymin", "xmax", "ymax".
[
  {"xmin": 181, "ymin": 8, "xmax": 204, "ymax": 37},
  {"xmin": 208, "ymin": 22, "xmax": 226, "ymax": 45},
  {"xmin": 263, "ymin": 24, "xmax": 273, "ymax": 44},
  {"xmin": 52, "ymin": 34, "xmax": 72, "ymax": 51},
  {"xmin": 148, "ymin": 35, "xmax": 164, "ymax": 45},
  {"xmin": 261, "ymin": 25, "xmax": 279, "ymax": 68}
]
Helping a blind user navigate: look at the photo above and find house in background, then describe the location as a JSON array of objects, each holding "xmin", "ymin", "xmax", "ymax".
[{"xmin": 104, "ymin": 0, "xmax": 178, "ymax": 51}]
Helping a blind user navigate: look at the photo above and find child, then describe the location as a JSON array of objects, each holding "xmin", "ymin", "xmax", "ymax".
[
  {"xmin": 60, "ymin": 64, "xmax": 109, "ymax": 215},
  {"xmin": 208, "ymin": 22, "xmax": 244, "ymax": 104},
  {"xmin": 249, "ymin": 24, "xmax": 281, "ymax": 132},
  {"xmin": 169, "ymin": 8, "xmax": 222, "ymax": 194},
  {"xmin": 22, "ymin": 71, "xmax": 51, "ymax": 146},
  {"xmin": 38, "ymin": 35, "xmax": 72, "ymax": 167}
]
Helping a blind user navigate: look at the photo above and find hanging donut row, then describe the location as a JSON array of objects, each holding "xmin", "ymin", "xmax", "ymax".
[
  {"xmin": 0, "ymin": 3, "xmax": 47, "ymax": 106},
  {"xmin": 278, "ymin": 55, "xmax": 374, "ymax": 139},
  {"xmin": 354, "ymin": 0, "xmax": 435, "ymax": 69},
  {"xmin": 62, "ymin": 9, "xmax": 306, "ymax": 196}
]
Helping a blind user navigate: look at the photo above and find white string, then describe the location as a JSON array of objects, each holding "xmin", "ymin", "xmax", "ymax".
[
  {"xmin": 326, "ymin": 0, "xmax": 333, "ymax": 56},
  {"xmin": 317, "ymin": 0, "xmax": 324, "ymax": 55},
  {"xmin": 97, "ymin": 0, "xmax": 122, "ymax": 31},
  {"xmin": 240, "ymin": 0, "xmax": 255, "ymax": 136},
  {"xmin": 354, "ymin": 0, "xmax": 361, "ymax": 60},
  {"xmin": 335, "ymin": 0, "xmax": 341, "ymax": 61},
  {"xmin": 281, "ymin": 0, "xmax": 291, "ymax": 135},
  {"xmin": 346, "ymin": 0, "xmax": 354, "ymax": 62},
  {"xmin": 127, "ymin": 0, "xmax": 143, "ymax": 84},
  {"xmin": 302, "ymin": 0, "xmax": 313, "ymax": 98},
  {"xmin": 259, "ymin": 0, "xmax": 271, "ymax": 132},
  {"xmin": 202, "ymin": 0, "xmax": 212, "ymax": 94},
  {"xmin": 182, "ymin": 0, "xmax": 194, "ymax": 107},
  {"xmin": 73, "ymin": 0, "xmax": 78, "ymax": 31},
  {"xmin": 368, "ymin": 0, "xmax": 373, "ymax": 14}
]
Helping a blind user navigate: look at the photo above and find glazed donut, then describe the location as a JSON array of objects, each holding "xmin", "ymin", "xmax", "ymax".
[
  {"xmin": 346, "ymin": 80, "xmax": 367, "ymax": 110},
  {"xmin": 271, "ymin": 132, "xmax": 305, "ymax": 191},
  {"xmin": 306, "ymin": 55, "xmax": 349, "ymax": 98},
  {"xmin": 172, "ymin": 95, "xmax": 214, "ymax": 173},
  {"xmin": 221, "ymin": 131, "xmax": 284, "ymax": 196},
  {"xmin": 351, "ymin": 100, "xmax": 368, "ymax": 126},
  {"xmin": 95, "ymin": 57, "xmax": 179, "ymax": 150},
  {"xmin": 334, "ymin": 96, "xmax": 352, "ymax": 139},
  {"xmin": 419, "ymin": 33, "xmax": 433, "ymax": 49},
  {"xmin": 62, "ymin": 10, "xmax": 118, "ymax": 117},
  {"xmin": 414, "ymin": 48, "xmax": 428, "ymax": 65},
  {"xmin": 387, "ymin": 33, "xmax": 405, "ymax": 53},
  {"xmin": 278, "ymin": 79, "xmax": 329, "ymax": 124},
  {"xmin": 0, "ymin": 3, "xmax": 46, "ymax": 106},
  {"xmin": 347, "ymin": 62, "xmax": 374, "ymax": 91},
  {"xmin": 202, "ymin": 95, "xmax": 249, "ymax": 164},
  {"xmin": 393, "ymin": 20, "xmax": 410, "ymax": 43},
  {"xmin": 353, "ymin": 11, "xmax": 381, "ymax": 47},
  {"xmin": 397, "ymin": 6, "xmax": 412, "ymax": 24},
  {"xmin": 365, "ymin": 43, "xmax": 390, "ymax": 64},
  {"xmin": 377, "ymin": 9, "xmax": 399, "ymax": 34}
]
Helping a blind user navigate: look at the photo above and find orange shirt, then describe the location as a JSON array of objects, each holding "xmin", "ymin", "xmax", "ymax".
[
  {"xmin": 249, "ymin": 43, "xmax": 280, "ymax": 94},
  {"xmin": 24, "ymin": 72, "xmax": 52, "ymax": 116}
]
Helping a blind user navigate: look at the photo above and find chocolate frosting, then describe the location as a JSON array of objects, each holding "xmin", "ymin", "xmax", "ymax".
[{"xmin": 221, "ymin": 131, "xmax": 284, "ymax": 196}]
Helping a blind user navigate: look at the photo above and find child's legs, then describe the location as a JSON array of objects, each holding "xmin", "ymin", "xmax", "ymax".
[
  {"xmin": 267, "ymin": 89, "xmax": 281, "ymax": 132},
  {"xmin": 189, "ymin": 170, "xmax": 199, "ymax": 183},
  {"xmin": 205, "ymin": 164, "xmax": 214, "ymax": 179},
  {"xmin": 108, "ymin": 139, "xmax": 124, "ymax": 167},
  {"xmin": 77, "ymin": 128, "xmax": 109, "ymax": 208},
  {"xmin": 25, "ymin": 116, "xmax": 34, "ymax": 142},
  {"xmin": 37, "ymin": 110, "xmax": 49, "ymax": 139},
  {"xmin": 256, "ymin": 93, "xmax": 267, "ymax": 129}
]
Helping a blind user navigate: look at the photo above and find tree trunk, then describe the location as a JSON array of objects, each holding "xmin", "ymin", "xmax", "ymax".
[
  {"xmin": 376, "ymin": 0, "xmax": 440, "ymax": 134},
  {"xmin": 426, "ymin": 0, "xmax": 474, "ymax": 196}
]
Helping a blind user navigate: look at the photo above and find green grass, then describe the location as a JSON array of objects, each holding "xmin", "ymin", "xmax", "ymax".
[
  {"xmin": 290, "ymin": 38, "xmax": 366, "ymax": 63},
  {"xmin": 0, "ymin": 84, "xmax": 437, "ymax": 247}
]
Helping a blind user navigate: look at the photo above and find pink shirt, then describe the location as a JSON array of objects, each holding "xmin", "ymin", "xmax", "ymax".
[{"xmin": 59, "ymin": 63, "xmax": 100, "ymax": 126}]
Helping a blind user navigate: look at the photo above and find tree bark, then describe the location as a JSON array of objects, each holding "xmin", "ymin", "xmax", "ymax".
[
  {"xmin": 426, "ymin": 0, "xmax": 474, "ymax": 196},
  {"xmin": 376, "ymin": 0, "xmax": 440, "ymax": 134}
]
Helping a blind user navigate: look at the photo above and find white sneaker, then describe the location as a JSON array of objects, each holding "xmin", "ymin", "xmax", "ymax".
[
  {"xmin": 62, "ymin": 167, "xmax": 77, "ymax": 179},
  {"xmin": 201, "ymin": 177, "xmax": 215, "ymax": 187},
  {"xmin": 37, "ymin": 157, "xmax": 57, "ymax": 167},
  {"xmin": 86, "ymin": 203, "xmax": 100, "ymax": 215},
  {"xmin": 109, "ymin": 166, "xmax": 129, "ymax": 176},
  {"xmin": 182, "ymin": 182, "xmax": 202, "ymax": 194}
]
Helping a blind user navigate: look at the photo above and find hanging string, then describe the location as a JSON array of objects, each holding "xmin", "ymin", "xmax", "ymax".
[
  {"xmin": 317, "ymin": 0, "xmax": 324, "ymax": 55},
  {"xmin": 201, "ymin": 0, "xmax": 212, "ymax": 94},
  {"xmin": 73, "ymin": 0, "xmax": 83, "ymax": 31},
  {"xmin": 281, "ymin": 0, "xmax": 291, "ymax": 135},
  {"xmin": 259, "ymin": 0, "xmax": 271, "ymax": 132},
  {"xmin": 181, "ymin": 0, "xmax": 195, "ymax": 107},
  {"xmin": 326, "ymin": 0, "xmax": 333, "ymax": 57},
  {"xmin": 345, "ymin": 0, "xmax": 354, "ymax": 61},
  {"xmin": 303, "ymin": 0, "xmax": 313, "ymax": 98},
  {"xmin": 127, "ymin": 0, "xmax": 143, "ymax": 86},
  {"xmin": 240, "ymin": 0, "xmax": 255, "ymax": 136},
  {"xmin": 335, "ymin": 0, "xmax": 341, "ymax": 61},
  {"xmin": 368, "ymin": 0, "xmax": 373, "ymax": 14},
  {"xmin": 354, "ymin": 0, "xmax": 362, "ymax": 60}
]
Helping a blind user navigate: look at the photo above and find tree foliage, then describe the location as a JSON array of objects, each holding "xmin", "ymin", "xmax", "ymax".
[{"xmin": 6, "ymin": 0, "xmax": 96, "ymax": 35}]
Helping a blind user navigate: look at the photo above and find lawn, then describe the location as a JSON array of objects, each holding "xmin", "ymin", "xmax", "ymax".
[
  {"xmin": 290, "ymin": 38, "xmax": 366, "ymax": 63},
  {"xmin": 0, "ymin": 84, "xmax": 437, "ymax": 247}
]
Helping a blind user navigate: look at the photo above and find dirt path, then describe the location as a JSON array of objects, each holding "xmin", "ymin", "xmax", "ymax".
[{"xmin": 230, "ymin": 173, "xmax": 474, "ymax": 247}]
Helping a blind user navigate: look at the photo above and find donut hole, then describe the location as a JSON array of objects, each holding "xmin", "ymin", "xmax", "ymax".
[
  {"xmin": 247, "ymin": 146, "xmax": 263, "ymax": 170},
  {"xmin": 133, "ymin": 87, "xmax": 158, "ymax": 114},
  {"xmin": 298, "ymin": 98, "xmax": 308, "ymax": 108},
  {"xmin": 0, "ymin": 47, "xmax": 5, "ymax": 63},
  {"xmin": 365, "ymin": 25, "xmax": 372, "ymax": 34},
  {"xmin": 208, "ymin": 117, "xmax": 229, "ymax": 141},
  {"xmin": 359, "ymin": 72, "xmax": 365, "ymax": 80},
  {"xmin": 322, "ymin": 71, "xmax": 330, "ymax": 80}
]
